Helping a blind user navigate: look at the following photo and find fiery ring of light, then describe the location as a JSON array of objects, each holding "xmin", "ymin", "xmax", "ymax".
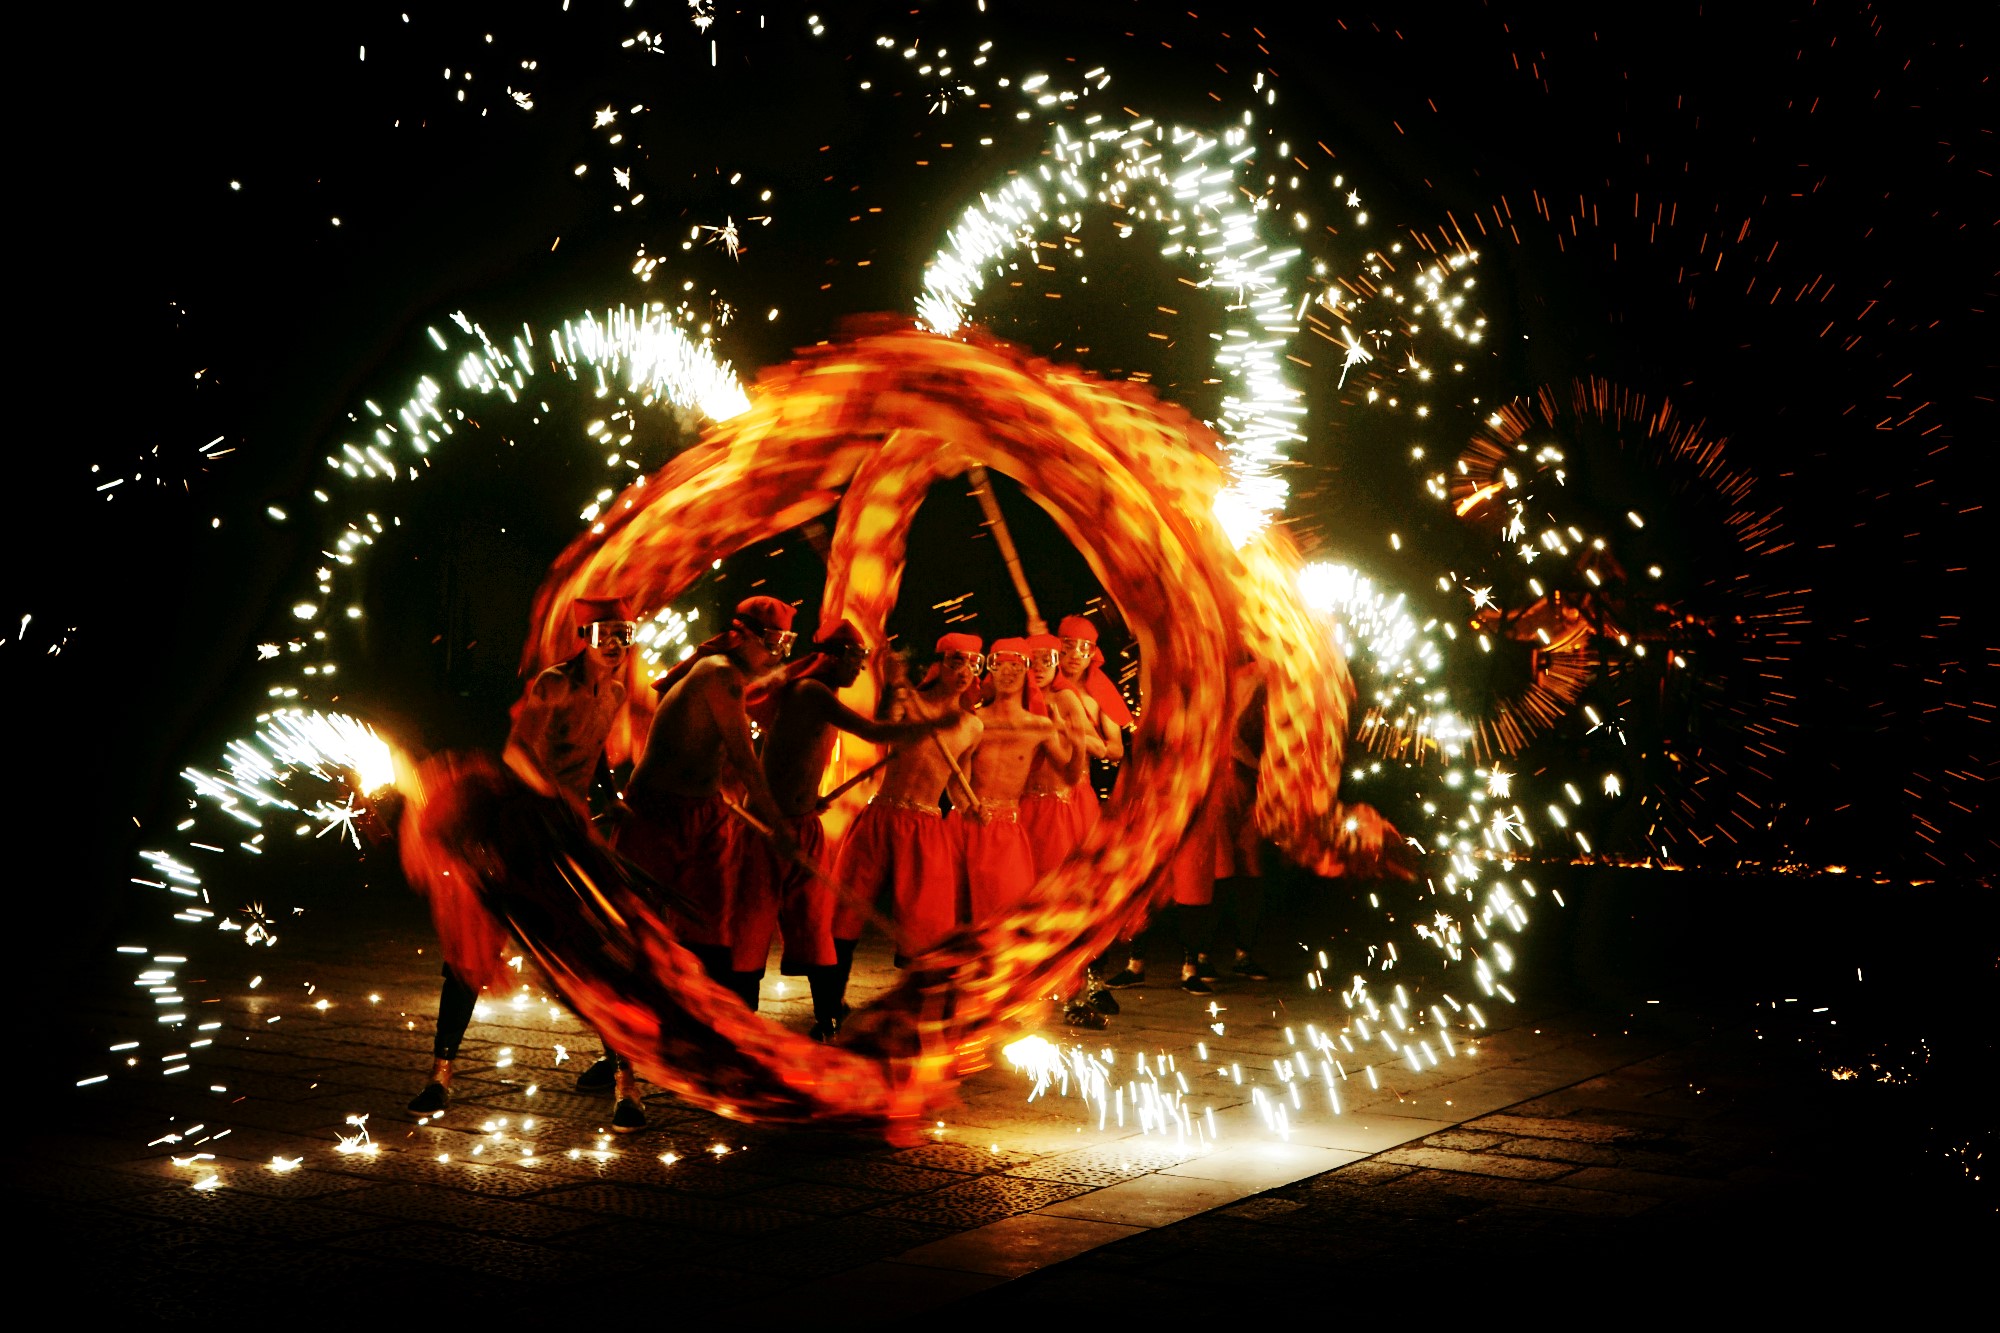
[{"xmin": 404, "ymin": 325, "xmax": 1383, "ymax": 1132}]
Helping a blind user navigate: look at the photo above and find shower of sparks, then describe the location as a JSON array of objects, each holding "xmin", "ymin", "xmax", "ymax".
[
  {"xmin": 333, "ymin": 1114, "xmax": 378, "ymax": 1156},
  {"xmin": 173, "ymin": 710, "xmax": 396, "ymax": 849},
  {"xmin": 111, "ymin": 5, "xmax": 1973, "ymax": 1145},
  {"xmin": 915, "ymin": 77, "xmax": 1328, "ymax": 546},
  {"xmin": 1006, "ymin": 1037, "xmax": 1213, "ymax": 1148},
  {"xmin": 122, "ymin": 296, "xmax": 747, "ymax": 1059},
  {"xmin": 697, "ymin": 217, "xmax": 743, "ymax": 259}
]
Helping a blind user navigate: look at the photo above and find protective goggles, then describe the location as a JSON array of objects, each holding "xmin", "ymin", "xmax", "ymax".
[
  {"xmin": 1059, "ymin": 636, "xmax": 1095, "ymax": 657},
  {"xmin": 988, "ymin": 650, "xmax": 1031, "ymax": 670},
  {"xmin": 760, "ymin": 628, "xmax": 799, "ymax": 657},
  {"xmin": 1028, "ymin": 649, "xmax": 1061, "ymax": 669},
  {"xmin": 586, "ymin": 620, "xmax": 637, "ymax": 648},
  {"xmin": 941, "ymin": 650, "xmax": 986, "ymax": 674}
]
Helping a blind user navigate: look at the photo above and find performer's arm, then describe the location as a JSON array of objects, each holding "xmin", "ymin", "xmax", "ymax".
[
  {"xmin": 707, "ymin": 670, "xmax": 794, "ymax": 850},
  {"xmin": 1095, "ymin": 702, "xmax": 1125, "ymax": 763},
  {"xmin": 1048, "ymin": 693, "xmax": 1093, "ymax": 781},
  {"xmin": 1040, "ymin": 716, "xmax": 1075, "ymax": 768},
  {"xmin": 877, "ymin": 652, "xmax": 914, "ymax": 721},
  {"xmin": 1054, "ymin": 692, "xmax": 1108, "ymax": 760},
  {"xmin": 1068, "ymin": 691, "xmax": 1123, "ymax": 762},
  {"xmin": 504, "ymin": 671, "xmax": 566, "ymax": 777},
  {"xmin": 805, "ymin": 680, "xmax": 954, "ymax": 744}
]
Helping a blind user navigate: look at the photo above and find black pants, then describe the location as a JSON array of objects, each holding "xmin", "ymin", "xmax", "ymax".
[
  {"xmin": 1126, "ymin": 903, "xmax": 1211, "ymax": 963},
  {"xmin": 432, "ymin": 965, "xmax": 476, "ymax": 1060},
  {"xmin": 735, "ymin": 939, "xmax": 853, "ymax": 1023},
  {"xmin": 431, "ymin": 965, "xmax": 628, "ymax": 1072}
]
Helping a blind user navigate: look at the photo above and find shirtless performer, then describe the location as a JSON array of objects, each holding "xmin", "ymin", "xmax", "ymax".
[
  {"xmin": 407, "ymin": 596, "xmax": 632, "ymax": 1117},
  {"xmin": 607, "ymin": 595, "xmax": 795, "ymax": 1128},
  {"xmin": 1023, "ymin": 632, "xmax": 1123, "ymax": 1019},
  {"xmin": 827, "ymin": 633, "xmax": 983, "ymax": 1003},
  {"xmin": 1020, "ymin": 634, "xmax": 1091, "ymax": 877},
  {"xmin": 962, "ymin": 638, "xmax": 1075, "ymax": 930},
  {"xmin": 728, "ymin": 621, "xmax": 958, "ymax": 1040},
  {"xmin": 1054, "ymin": 614, "xmax": 1144, "ymax": 994},
  {"xmin": 1055, "ymin": 614, "xmax": 1132, "ymax": 819}
]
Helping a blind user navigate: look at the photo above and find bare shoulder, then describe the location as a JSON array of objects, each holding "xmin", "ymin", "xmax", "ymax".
[
  {"xmin": 794, "ymin": 677, "xmax": 842, "ymax": 713},
  {"xmin": 530, "ymin": 664, "xmax": 572, "ymax": 699},
  {"xmin": 690, "ymin": 656, "xmax": 744, "ymax": 696}
]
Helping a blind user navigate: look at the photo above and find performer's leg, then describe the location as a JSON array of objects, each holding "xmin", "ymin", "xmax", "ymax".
[
  {"xmin": 575, "ymin": 1036, "xmax": 618, "ymax": 1092},
  {"xmin": 829, "ymin": 936, "xmax": 859, "ymax": 993},
  {"xmin": 1218, "ymin": 876, "xmax": 1270, "ymax": 978},
  {"xmin": 1175, "ymin": 903, "xmax": 1219, "ymax": 992},
  {"xmin": 807, "ymin": 948, "xmax": 850, "ymax": 1041},
  {"xmin": 726, "ymin": 968, "xmax": 765, "ymax": 1011},
  {"xmin": 685, "ymin": 942, "xmax": 735, "ymax": 984},
  {"xmin": 407, "ymin": 965, "xmax": 474, "ymax": 1114},
  {"xmin": 434, "ymin": 966, "xmax": 476, "ymax": 1059},
  {"xmin": 611, "ymin": 1052, "xmax": 647, "ymax": 1134},
  {"xmin": 1106, "ymin": 914, "xmax": 1154, "ymax": 986}
]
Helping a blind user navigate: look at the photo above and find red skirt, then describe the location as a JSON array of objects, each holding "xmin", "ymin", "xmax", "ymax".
[
  {"xmin": 611, "ymin": 792, "xmax": 739, "ymax": 947},
  {"xmin": 833, "ymin": 799, "xmax": 961, "ymax": 959},
  {"xmin": 1019, "ymin": 790, "xmax": 1082, "ymax": 879},
  {"xmin": 956, "ymin": 806, "xmax": 1037, "ymax": 926},
  {"xmin": 728, "ymin": 812, "xmax": 834, "ymax": 974}
]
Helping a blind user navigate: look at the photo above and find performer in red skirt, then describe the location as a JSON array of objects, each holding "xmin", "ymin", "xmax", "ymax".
[
  {"xmin": 828, "ymin": 633, "xmax": 983, "ymax": 995},
  {"xmin": 960, "ymin": 639, "xmax": 1073, "ymax": 921},
  {"xmin": 606, "ymin": 595, "xmax": 797, "ymax": 1126},
  {"xmin": 729, "ymin": 621, "xmax": 956, "ymax": 1040},
  {"xmin": 408, "ymin": 595, "xmax": 637, "ymax": 1119}
]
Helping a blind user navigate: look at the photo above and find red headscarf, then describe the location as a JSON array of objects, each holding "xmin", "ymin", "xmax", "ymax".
[
  {"xmin": 652, "ymin": 596, "xmax": 797, "ymax": 697},
  {"xmin": 746, "ymin": 620, "xmax": 862, "ymax": 728},
  {"xmin": 1058, "ymin": 614, "xmax": 1136, "ymax": 728},
  {"xmin": 569, "ymin": 594, "xmax": 634, "ymax": 633}
]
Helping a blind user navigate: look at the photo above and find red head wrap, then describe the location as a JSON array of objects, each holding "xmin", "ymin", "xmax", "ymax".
[
  {"xmin": 732, "ymin": 595, "xmax": 796, "ymax": 633},
  {"xmin": 652, "ymin": 596, "xmax": 798, "ymax": 697},
  {"xmin": 570, "ymin": 595, "xmax": 634, "ymax": 631}
]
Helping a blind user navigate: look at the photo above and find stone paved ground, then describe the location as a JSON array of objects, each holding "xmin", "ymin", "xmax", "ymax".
[{"xmin": 30, "ymin": 880, "xmax": 1990, "ymax": 1320}]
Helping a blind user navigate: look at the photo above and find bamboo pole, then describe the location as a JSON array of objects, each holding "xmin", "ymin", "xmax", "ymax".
[{"xmin": 967, "ymin": 463, "xmax": 1046, "ymax": 635}]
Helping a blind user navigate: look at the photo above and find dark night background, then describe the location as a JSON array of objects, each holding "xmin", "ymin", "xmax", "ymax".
[{"xmin": 10, "ymin": 3, "xmax": 1990, "ymax": 1031}]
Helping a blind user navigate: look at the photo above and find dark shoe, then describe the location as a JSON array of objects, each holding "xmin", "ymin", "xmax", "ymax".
[
  {"xmin": 1231, "ymin": 955, "xmax": 1272, "ymax": 981},
  {"xmin": 809, "ymin": 1015, "xmax": 842, "ymax": 1043},
  {"xmin": 1103, "ymin": 967, "xmax": 1146, "ymax": 988},
  {"xmin": 1193, "ymin": 954, "xmax": 1220, "ymax": 980},
  {"xmin": 1090, "ymin": 987, "xmax": 1120, "ymax": 1015},
  {"xmin": 1179, "ymin": 965, "xmax": 1213, "ymax": 995},
  {"xmin": 1063, "ymin": 1002, "xmax": 1108, "ymax": 1030},
  {"xmin": 612, "ymin": 1097, "xmax": 648, "ymax": 1134},
  {"xmin": 406, "ymin": 1081, "xmax": 449, "ymax": 1115},
  {"xmin": 574, "ymin": 1055, "xmax": 617, "ymax": 1092}
]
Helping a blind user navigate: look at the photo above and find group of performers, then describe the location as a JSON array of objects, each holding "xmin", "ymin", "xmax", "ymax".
[{"xmin": 406, "ymin": 590, "xmax": 1264, "ymax": 1133}]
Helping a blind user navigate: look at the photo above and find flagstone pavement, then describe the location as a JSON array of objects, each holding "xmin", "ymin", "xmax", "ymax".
[{"xmin": 32, "ymin": 885, "xmax": 1987, "ymax": 1320}]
